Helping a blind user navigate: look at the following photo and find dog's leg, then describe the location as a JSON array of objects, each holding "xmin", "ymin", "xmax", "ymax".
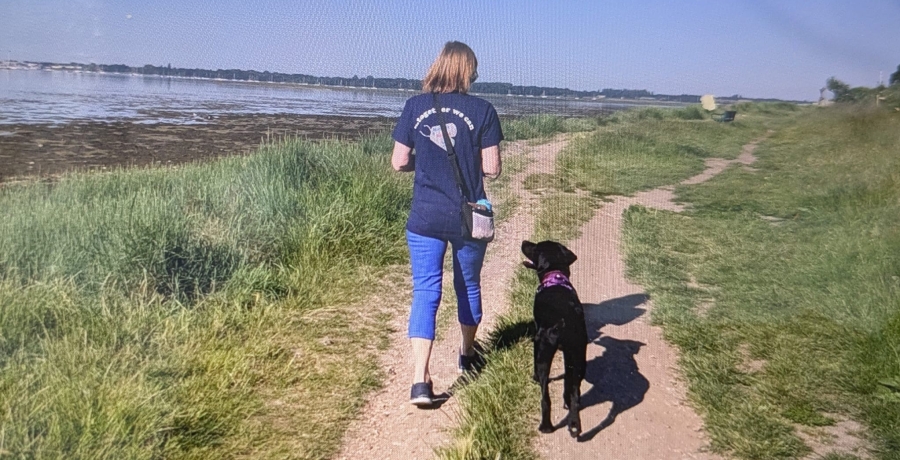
[
  {"xmin": 563, "ymin": 347, "xmax": 586, "ymax": 437},
  {"xmin": 534, "ymin": 335, "xmax": 556, "ymax": 433},
  {"xmin": 539, "ymin": 370, "xmax": 554, "ymax": 434}
]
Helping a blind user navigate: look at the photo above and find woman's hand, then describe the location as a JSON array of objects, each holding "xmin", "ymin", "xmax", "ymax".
[
  {"xmin": 391, "ymin": 141, "xmax": 415, "ymax": 172},
  {"xmin": 482, "ymin": 145, "xmax": 501, "ymax": 179}
]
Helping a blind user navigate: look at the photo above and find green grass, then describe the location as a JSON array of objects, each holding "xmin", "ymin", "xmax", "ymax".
[
  {"xmin": 0, "ymin": 113, "xmax": 597, "ymax": 458},
  {"xmin": 558, "ymin": 108, "xmax": 778, "ymax": 197},
  {"xmin": 731, "ymin": 101, "xmax": 802, "ymax": 116},
  {"xmin": 503, "ymin": 114, "xmax": 599, "ymax": 141},
  {"xmin": 622, "ymin": 105, "xmax": 900, "ymax": 459},
  {"xmin": 438, "ymin": 104, "xmax": 809, "ymax": 459},
  {"xmin": 0, "ymin": 134, "xmax": 412, "ymax": 458},
  {"xmin": 439, "ymin": 103, "xmax": 900, "ymax": 459}
]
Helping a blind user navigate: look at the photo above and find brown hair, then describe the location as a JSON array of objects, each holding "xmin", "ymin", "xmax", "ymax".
[{"xmin": 422, "ymin": 41, "xmax": 478, "ymax": 94}]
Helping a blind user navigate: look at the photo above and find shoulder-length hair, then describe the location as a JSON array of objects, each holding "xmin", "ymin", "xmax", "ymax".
[{"xmin": 422, "ymin": 41, "xmax": 478, "ymax": 94}]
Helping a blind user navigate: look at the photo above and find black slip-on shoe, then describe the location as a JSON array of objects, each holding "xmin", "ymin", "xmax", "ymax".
[
  {"xmin": 459, "ymin": 352, "xmax": 477, "ymax": 374},
  {"xmin": 409, "ymin": 382, "xmax": 434, "ymax": 406}
]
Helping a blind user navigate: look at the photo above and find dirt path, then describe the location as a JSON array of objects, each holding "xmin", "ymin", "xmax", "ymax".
[
  {"xmin": 334, "ymin": 136, "xmax": 571, "ymax": 460},
  {"xmin": 534, "ymin": 137, "xmax": 769, "ymax": 459}
]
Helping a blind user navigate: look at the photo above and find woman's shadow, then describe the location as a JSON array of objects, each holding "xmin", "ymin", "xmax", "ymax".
[{"xmin": 573, "ymin": 293, "xmax": 651, "ymax": 442}]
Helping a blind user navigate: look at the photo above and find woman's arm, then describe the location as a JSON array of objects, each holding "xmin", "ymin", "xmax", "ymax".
[
  {"xmin": 482, "ymin": 145, "xmax": 501, "ymax": 179},
  {"xmin": 391, "ymin": 141, "xmax": 415, "ymax": 172}
]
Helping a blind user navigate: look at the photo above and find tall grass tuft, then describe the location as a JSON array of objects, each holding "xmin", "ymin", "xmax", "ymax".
[
  {"xmin": 0, "ymin": 133, "xmax": 412, "ymax": 458},
  {"xmin": 731, "ymin": 101, "xmax": 800, "ymax": 115},
  {"xmin": 0, "ymin": 134, "xmax": 408, "ymax": 299},
  {"xmin": 504, "ymin": 115, "xmax": 598, "ymax": 141}
]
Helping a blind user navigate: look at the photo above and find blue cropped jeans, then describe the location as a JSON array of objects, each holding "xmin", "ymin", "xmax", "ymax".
[{"xmin": 406, "ymin": 230, "xmax": 488, "ymax": 340}]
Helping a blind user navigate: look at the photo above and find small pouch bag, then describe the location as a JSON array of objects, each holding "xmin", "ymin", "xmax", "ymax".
[
  {"xmin": 464, "ymin": 200, "xmax": 495, "ymax": 242},
  {"xmin": 433, "ymin": 93, "xmax": 495, "ymax": 242}
]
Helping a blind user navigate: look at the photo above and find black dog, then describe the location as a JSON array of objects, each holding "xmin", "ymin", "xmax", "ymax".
[{"xmin": 522, "ymin": 240, "xmax": 588, "ymax": 437}]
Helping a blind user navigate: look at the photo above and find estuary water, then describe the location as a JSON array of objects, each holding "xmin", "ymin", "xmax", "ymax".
[{"xmin": 0, "ymin": 70, "xmax": 667, "ymax": 126}]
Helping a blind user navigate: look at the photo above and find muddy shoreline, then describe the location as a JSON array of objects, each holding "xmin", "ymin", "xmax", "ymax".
[{"xmin": 0, "ymin": 114, "xmax": 398, "ymax": 182}]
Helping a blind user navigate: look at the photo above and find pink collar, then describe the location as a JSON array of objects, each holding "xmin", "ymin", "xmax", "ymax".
[{"xmin": 538, "ymin": 270, "xmax": 574, "ymax": 293}]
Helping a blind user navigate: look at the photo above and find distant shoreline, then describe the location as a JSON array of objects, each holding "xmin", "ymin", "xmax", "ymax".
[
  {"xmin": 1, "ymin": 60, "xmax": 804, "ymax": 104},
  {"xmin": 1, "ymin": 68, "xmax": 688, "ymax": 126},
  {"xmin": 1, "ymin": 66, "xmax": 688, "ymax": 105}
]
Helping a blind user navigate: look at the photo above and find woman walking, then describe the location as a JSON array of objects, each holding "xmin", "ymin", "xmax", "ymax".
[{"xmin": 391, "ymin": 41, "xmax": 503, "ymax": 406}]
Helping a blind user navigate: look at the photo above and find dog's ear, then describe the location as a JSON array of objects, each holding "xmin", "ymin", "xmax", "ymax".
[
  {"xmin": 521, "ymin": 240, "xmax": 536, "ymax": 258},
  {"xmin": 559, "ymin": 244, "xmax": 578, "ymax": 266}
]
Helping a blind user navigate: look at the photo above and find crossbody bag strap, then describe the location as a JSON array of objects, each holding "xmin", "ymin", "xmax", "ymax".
[{"xmin": 432, "ymin": 93, "xmax": 472, "ymax": 202}]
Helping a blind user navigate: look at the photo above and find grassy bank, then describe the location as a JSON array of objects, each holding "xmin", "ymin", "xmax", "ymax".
[
  {"xmin": 622, "ymin": 105, "xmax": 900, "ymax": 459},
  {"xmin": 556, "ymin": 105, "xmax": 787, "ymax": 197},
  {"xmin": 0, "ymin": 134, "xmax": 411, "ymax": 458},
  {"xmin": 438, "ymin": 105, "xmax": 787, "ymax": 458},
  {"xmin": 0, "ymin": 113, "xmax": 588, "ymax": 458}
]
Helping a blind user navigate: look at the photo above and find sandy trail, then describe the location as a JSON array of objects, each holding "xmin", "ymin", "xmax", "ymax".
[
  {"xmin": 334, "ymin": 136, "xmax": 570, "ymax": 460},
  {"xmin": 534, "ymin": 137, "xmax": 768, "ymax": 459}
]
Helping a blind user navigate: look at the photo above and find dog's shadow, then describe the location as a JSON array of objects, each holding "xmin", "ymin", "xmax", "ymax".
[
  {"xmin": 583, "ymin": 293, "xmax": 649, "ymax": 340},
  {"xmin": 573, "ymin": 293, "xmax": 651, "ymax": 442},
  {"xmin": 575, "ymin": 336, "xmax": 649, "ymax": 441},
  {"xmin": 449, "ymin": 293, "xmax": 652, "ymax": 437}
]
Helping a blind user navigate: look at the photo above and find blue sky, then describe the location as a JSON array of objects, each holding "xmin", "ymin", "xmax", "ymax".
[{"xmin": 2, "ymin": 0, "xmax": 899, "ymax": 101}]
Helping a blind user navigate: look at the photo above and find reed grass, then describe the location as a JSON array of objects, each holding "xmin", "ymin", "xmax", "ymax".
[{"xmin": 0, "ymin": 134, "xmax": 412, "ymax": 459}]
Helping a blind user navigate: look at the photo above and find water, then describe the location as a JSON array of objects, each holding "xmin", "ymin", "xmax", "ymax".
[{"xmin": 0, "ymin": 70, "xmax": 662, "ymax": 125}]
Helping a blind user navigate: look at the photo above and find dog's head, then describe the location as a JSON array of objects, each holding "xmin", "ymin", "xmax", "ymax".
[{"xmin": 521, "ymin": 240, "xmax": 577, "ymax": 276}]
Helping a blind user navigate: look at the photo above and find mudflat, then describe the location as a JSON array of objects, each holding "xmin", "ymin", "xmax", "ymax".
[{"xmin": 0, "ymin": 114, "xmax": 395, "ymax": 182}]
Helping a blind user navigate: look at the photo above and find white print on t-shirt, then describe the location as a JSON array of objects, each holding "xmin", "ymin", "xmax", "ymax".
[
  {"xmin": 449, "ymin": 108, "xmax": 476, "ymax": 130},
  {"xmin": 413, "ymin": 107, "xmax": 475, "ymax": 131},
  {"xmin": 419, "ymin": 123, "xmax": 457, "ymax": 151},
  {"xmin": 413, "ymin": 108, "xmax": 436, "ymax": 129}
]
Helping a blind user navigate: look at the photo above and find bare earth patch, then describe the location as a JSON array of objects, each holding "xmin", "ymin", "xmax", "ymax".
[
  {"xmin": 736, "ymin": 343, "xmax": 766, "ymax": 375},
  {"xmin": 797, "ymin": 415, "xmax": 872, "ymax": 460}
]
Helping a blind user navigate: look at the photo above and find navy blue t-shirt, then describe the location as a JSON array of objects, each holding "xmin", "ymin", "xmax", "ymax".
[{"xmin": 393, "ymin": 92, "xmax": 504, "ymax": 239}]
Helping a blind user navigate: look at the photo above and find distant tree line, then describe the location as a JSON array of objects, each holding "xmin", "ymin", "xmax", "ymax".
[{"xmin": 28, "ymin": 61, "xmax": 800, "ymax": 104}]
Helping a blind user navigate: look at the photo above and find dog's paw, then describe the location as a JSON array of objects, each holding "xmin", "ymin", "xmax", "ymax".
[
  {"xmin": 567, "ymin": 420, "xmax": 582, "ymax": 438},
  {"xmin": 538, "ymin": 422, "xmax": 554, "ymax": 434}
]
